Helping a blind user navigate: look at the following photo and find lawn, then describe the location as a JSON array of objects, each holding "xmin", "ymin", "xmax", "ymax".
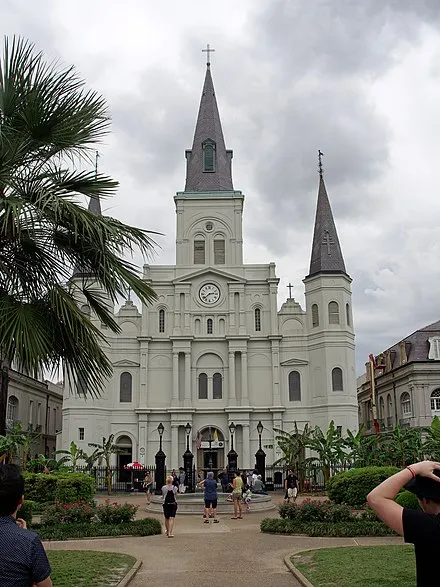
[
  {"xmin": 294, "ymin": 545, "xmax": 416, "ymax": 587},
  {"xmin": 47, "ymin": 551, "xmax": 135, "ymax": 586}
]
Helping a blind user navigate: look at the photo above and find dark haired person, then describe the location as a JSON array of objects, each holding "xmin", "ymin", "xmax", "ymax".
[
  {"xmin": 0, "ymin": 464, "xmax": 52, "ymax": 586},
  {"xmin": 367, "ymin": 460, "xmax": 440, "ymax": 587}
]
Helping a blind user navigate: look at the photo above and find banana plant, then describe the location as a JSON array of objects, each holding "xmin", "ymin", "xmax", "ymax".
[{"xmin": 55, "ymin": 441, "xmax": 85, "ymax": 472}]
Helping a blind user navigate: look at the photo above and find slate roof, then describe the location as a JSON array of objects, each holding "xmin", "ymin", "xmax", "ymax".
[
  {"xmin": 184, "ymin": 65, "xmax": 233, "ymax": 192},
  {"xmin": 383, "ymin": 320, "xmax": 440, "ymax": 367},
  {"xmin": 306, "ymin": 176, "xmax": 347, "ymax": 278},
  {"xmin": 72, "ymin": 195, "xmax": 102, "ymax": 278}
]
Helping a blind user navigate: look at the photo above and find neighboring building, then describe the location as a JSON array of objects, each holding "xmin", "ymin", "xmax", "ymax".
[
  {"xmin": 357, "ymin": 320, "xmax": 440, "ymax": 433},
  {"xmin": 61, "ymin": 63, "xmax": 358, "ymax": 471},
  {"xmin": 6, "ymin": 367, "xmax": 63, "ymax": 456}
]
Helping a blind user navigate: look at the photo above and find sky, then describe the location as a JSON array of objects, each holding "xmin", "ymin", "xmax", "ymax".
[{"xmin": 3, "ymin": 0, "xmax": 440, "ymax": 374}]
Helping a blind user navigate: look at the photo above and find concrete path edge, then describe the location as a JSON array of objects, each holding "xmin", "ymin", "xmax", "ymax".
[
  {"xmin": 117, "ymin": 559, "xmax": 142, "ymax": 587},
  {"xmin": 284, "ymin": 555, "xmax": 315, "ymax": 587}
]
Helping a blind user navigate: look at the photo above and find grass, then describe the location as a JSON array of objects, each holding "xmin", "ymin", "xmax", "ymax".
[
  {"xmin": 47, "ymin": 551, "xmax": 135, "ymax": 587},
  {"xmin": 294, "ymin": 545, "xmax": 416, "ymax": 587}
]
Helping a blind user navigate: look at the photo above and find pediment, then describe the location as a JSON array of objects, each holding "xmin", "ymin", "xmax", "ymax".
[
  {"xmin": 280, "ymin": 358, "xmax": 309, "ymax": 366},
  {"xmin": 173, "ymin": 266, "xmax": 246, "ymax": 284},
  {"xmin": 112, "ymin": 359, "xmax": 140, "ymax": 367}
]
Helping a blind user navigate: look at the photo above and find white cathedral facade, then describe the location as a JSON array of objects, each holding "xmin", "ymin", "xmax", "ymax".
[{"xmin": 60, "ymin": 64, "xmax": 358, "ymax": 472}]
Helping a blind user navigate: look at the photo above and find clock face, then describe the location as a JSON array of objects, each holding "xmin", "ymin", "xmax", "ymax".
[{"xmin": 199, "ymin": 283, "xmax": 220, "ymax": 304}]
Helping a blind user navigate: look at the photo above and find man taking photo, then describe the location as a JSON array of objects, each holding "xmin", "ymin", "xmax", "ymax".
[{"xmin": 0, "ymin": 464, "xmax": 52, "ymax": 587}]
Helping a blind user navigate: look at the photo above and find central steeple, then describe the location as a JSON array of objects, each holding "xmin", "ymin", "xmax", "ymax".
[{"xmin": 184, "ymin": 64, "xmax": 233, "ymax": 192}]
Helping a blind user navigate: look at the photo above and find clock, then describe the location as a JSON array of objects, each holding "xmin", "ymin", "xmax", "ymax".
[{"xmin": 199, "ymin": 283, "xmax": 220, "ymax": 304}]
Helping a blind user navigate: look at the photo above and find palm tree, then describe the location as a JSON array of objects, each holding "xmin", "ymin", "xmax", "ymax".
[
  {"xmin": 273, "ymin": 422, "xmax": 311, "ymax": 490},
  {"xmin": 423, "ymin": 416, "xmax": 440, "ymax": 461},
  {"xmin": 55, "ymin": 440, "xmax": 85, "ymax": 472},
  {"xmin": 0, "ymin": 37, "xmax": 159, "ymax": 434},
  {"xmin": 88, "ymin": 435, "xmax": 119, "ymax": 494}
]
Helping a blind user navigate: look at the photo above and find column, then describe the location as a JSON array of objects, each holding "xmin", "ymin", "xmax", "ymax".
[
  {"xmin": 184, "ymin": 351, "xmax": 191, "ymax": 405},
  {"xmin": 228, "ymin": 351, "xmax": 236, "ymax": 405},
  {"xmin": 269, "ymin": 283, "xmax": 278, "ymax": 333},
  {"xmin": 271, "ymin": 340, "xmax": 281, "ymax": 406},
  {"xmin": 242, "ymin": 423, "xmax": 250, "ymax": 470},
  {"xmin": 139, "ymin": 341, "xmax": 149, "ymax": 408},
  {"xmin": 172, "ymin": 352, "xmax": 179, "ymax": 404},
  {"xmin": 239, "ymin": 291, "xmax": 245, "ymax": 334},
  {"xmin": 173, "ymin": 291, "xmax": 181, "ymax": 335},
  {"xmin": 241, "ymin": 351, "xmax": 248, "ymax": 404},
  {"xmin": 171, "ymin": 424, "xmax": 179, "ymax": 469}
]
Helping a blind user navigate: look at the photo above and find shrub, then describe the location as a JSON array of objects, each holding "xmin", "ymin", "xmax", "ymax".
[
  {"xmin": 279, "ymin": 503, "xmax": 298, "ymax": 520},
  {"xmin": 32, "ymin": 518, "xmax": 162, "ymax": 540},
  {"xmin": 96, "ymin": 501, "xmax": 138, "ymax": 524},
  {"xmin": 19, "ymin": 500, "xmax": 37, "ymax": 524},
  {"xmin": 260, "ymin": 518, "xmax": 395, "ymax": 537},
  {"xmin": 358, "ymin": 506, "xmax": 380, "ymax": 521},
  {"xmin": 327, "ymin": 466, "xmax": 400, "ymax": 508},
  {"xmin": 279, "ymin": 500, "xmax": 353, "ymax": 523},
  {"xmin": 41, "ymin": 500, "xmax": 97, "ymax": 525},
  {"xmin": 395, "ymin": 490, "xmax": 420, "ymax": 510},
  {"xmin": 24, "ymin": 472, "xmax": 95, "ymax": 504}
]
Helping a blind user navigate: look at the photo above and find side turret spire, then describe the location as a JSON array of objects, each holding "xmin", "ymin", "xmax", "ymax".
[{"xmin": 307, "ymin": 153, "xmax": 347, "ymax": 278}]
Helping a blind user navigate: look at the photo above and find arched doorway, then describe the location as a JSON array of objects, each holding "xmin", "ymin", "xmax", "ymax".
[
  {"xmin": 116, "ymin": 435, "xmax": 132, "ymax": 482},
  {"xmin": 196, "ymin": 426, "xmax": 225, "ymax": 478}
]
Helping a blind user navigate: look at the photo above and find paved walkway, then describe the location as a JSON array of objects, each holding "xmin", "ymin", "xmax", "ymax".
[{"xmin": 44, "ymin": 494, "xmax": 404, "ymax": 587}]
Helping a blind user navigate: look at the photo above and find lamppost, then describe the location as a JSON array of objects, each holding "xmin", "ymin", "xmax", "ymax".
[
  {"xmin": 183, "ymin": 422, "xmax": 194, "ymax": 492},
  {"xmin": 154, "ymin": 422, "xmax": 166, "ymax": 495},
  {"xmin": 254, "ymin": 420, "xmax": 266, "ymax": 482},
  {"xmin": 207, "ymin": 426, "xmax": 213, "ymax": 471},
  {"xmin": 227, "ymin": 421, "xmax": 238, "ymax": 479}
]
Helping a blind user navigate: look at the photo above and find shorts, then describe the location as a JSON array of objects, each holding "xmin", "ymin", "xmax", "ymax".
[
  {"xmin": 163, "ymin": 503, "xmax": 177, "ymax": 519},
  {"xmin": 232, "ymin": 491, "xmax": 242, "ymax": 500},
  {"xmin": 204, "ymin": 499, "xmax": 217, "ymax": 509},
  {"xmin": 145, "ymin": 484, "xmax": 153, "ymax": 493},
  {"xmin": 287, "ymin": 487, "xmax": 298, "ymax": 498}
]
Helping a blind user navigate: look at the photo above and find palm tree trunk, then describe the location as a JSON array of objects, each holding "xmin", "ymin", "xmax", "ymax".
[
  {"xmin": 0, "ymin": 365, "xmax": 9, "ymax": 436},
  {"xmin": 106, "ymin": 461, "xmax": 112, "ymax": 495}
]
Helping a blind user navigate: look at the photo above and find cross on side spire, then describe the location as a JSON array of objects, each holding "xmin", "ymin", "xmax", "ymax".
[{"xmin": 202, "ymin": 43, "xmax": 215, "ymax": 66}]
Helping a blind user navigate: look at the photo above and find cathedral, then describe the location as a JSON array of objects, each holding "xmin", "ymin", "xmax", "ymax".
[{"xmin": 60, "ymin": 62, "xmax": 358, "ymax": 472}]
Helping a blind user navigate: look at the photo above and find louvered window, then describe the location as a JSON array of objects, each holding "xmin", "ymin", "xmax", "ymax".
[
  {"xmin": 159, "ymin": 309, "xmax": 165, "ymax": 333},
  {"xmin": 203, "ymin": 142, "xmax": 215, "ymax": 172},
  {"xmin": 214, "ymin": 240, "xmax": 225, "ymax": 264},
  {"xmin": 312, "ymin": 304, "xmax": 319, "ymax": 327},
  {"xmin": 332, "ymin": 367, "xmax": 343, "ymax": 391},
  {"xmin": 213, "ymin": 373, "xmax": 222, "ymax": 399},
  {"xmin": 328, "ymin": 301, "xmax": 340, "ymax": 324},
  {"xmin": 288, "ymin": 371, "xmax": 301, "ymax": 401},
  {"xmin": 198, "ymin": 373, "xmax": 208, "ymax": 399},
  {"xmin": 254, "ymin": 308, "xmax": 261, "ymax": 332},
  {"xmin": 194, "ymin": 240, "xmax": 205, "ymax": 264}
]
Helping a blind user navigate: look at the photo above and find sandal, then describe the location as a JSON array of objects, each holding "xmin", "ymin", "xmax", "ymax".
[
  {"xmin": 204, "ymin": 519, "xmax": 209, "ymax": 523},
  {"xmin": 237, "ymin": 516, "xmax": 243, "ymax": 519},
  {"xmin": 231, "ymin": 516, "xmax": 238, "ymax": 519},
  {"xmin": 213, "ymin": 519, "xmax": 219, "ymax": 523}
]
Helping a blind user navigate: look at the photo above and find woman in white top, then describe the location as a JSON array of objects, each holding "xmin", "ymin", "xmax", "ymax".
[{"xmin": 162, "ymin": 475, "xmax": 178, "ymax": 537}]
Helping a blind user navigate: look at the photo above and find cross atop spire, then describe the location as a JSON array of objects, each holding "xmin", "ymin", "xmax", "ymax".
[
  {"xmin": 318, "ymin": 150, "xmax": 324, "ymax": 178},
  {"xmin": 202, "ymin": 43, "xmax": 215, "ymax": 67}
]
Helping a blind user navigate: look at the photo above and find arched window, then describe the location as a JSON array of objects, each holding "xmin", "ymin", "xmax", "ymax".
[
  {"xmin": 431, "ymin": 389, "xmax": 440, "ymax": 415},
  {"xmin": 401, "ymin": 392, "xmax": 412, "ymax": 415},
  {"xmin": 346, "ymin": 303, "xmax": 351, "ymax": 326},
  {"xmin": 198, "ymin": 373, "xmax": 208, "ymax": 399},
  {"xmin": 214, "ymin": 239, "xmax": 225, "ymax": 264},
  {"xmin": 194, "ymin": 239, "xmax": 205, "ymax": 264},
  {"xmin": 254, "ymin": 308, "xmax": 261, "ymax": 332},
  {"xmin": 213, "ymin": 373, "xmax": 222, "ymax": 399},
  {"xmin": 312, "ymin": 304, "xmax": 319, "ymax": 328},
  {"xmin": 159, "ymin": 309, "xmax": 165, "ymax": 333},
  {"xmin": 6, "ymin": 396, "xmax": 18, "ymax": 424},
  {"xmin": 379, "ymin": 396, "xmax": 384, "ymax": 419},
  {"xmin": 288, "ymin": 371, "xmax": 301, "ymax": 401},
  {"xmin": 207, "ymin": 318, "xmax": 213, "ymax": 334},
  {"xmin": 387, "ymin": 394, "xmax": 393, "ymax": 423},
  {"xmin": 120, "ymin": 372, "xmax": 132, "ymax": 403},
  {"xmin": 328, "ymin": 301, "xmax": 340, "ymax": 324},
  {"xmin": 203, "ymin": 140, "xmax": 216, "ymax": 172},
  {"xmin": 332, "ymin": 367, "xmax": 343, "ymax": 391}
]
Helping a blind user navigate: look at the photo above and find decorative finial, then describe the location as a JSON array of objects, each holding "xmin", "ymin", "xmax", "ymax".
[
  {"xmin": 127, "ymin": 286, "xmax": 132, "ymax": 302},
  {"xmin": 318, "ymin": 150, "xmax": 324, "ymax": 178},
  {"xmin": 202, "ymin": 43, "xmax": 215, "ymax": 67},
  {"xmin": 95, "ymin": 150, "xmax": 99, "ymax": 179},
  {"xmin": 287, "ymin": 283, "xmax": 294, "ymax": 299}
]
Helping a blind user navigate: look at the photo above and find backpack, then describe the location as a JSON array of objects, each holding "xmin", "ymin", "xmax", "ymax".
[{"xmin": 164, "ymin": 488, "xmax": 176, "ymax": 505}]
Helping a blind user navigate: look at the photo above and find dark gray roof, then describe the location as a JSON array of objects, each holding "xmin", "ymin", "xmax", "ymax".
[
  {"xmin": 184, "ymin": 65, "xmax": 233, "ymax": 192},
  {"xmin": 72, "ymin": 195, "xmax": 102, "ymax": 278},
  {"xmin": 306, "ymin": 176, "xmax": 347, "ymax": 278},
  {"xmin": 382, "ymin": 320, "xmax": 440, "ymax": 367}
]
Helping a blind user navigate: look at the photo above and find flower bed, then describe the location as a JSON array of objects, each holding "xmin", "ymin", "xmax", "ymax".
[{"xmin": 31, "ymin": 518, "xmax": 161, "ymax": 540}]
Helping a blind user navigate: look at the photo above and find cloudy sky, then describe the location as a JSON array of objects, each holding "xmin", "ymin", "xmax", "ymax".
[{"xmin": 3, "ymin": 0, "xmax": 440, "ymax": 373}]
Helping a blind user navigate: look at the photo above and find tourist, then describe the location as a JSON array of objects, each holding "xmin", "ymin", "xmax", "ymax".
[
  {"xmin": 0, "ymin": 464, "xmax": 53, "ymax": 586},
  {"xmin": 231, "ymin": 471, "xmax": 243, "ymax": 519},
  {"xmin": 171, "ymin": 469, "xmax": 179, "ymax": 489},
  {"xmin": 162, "ymin": 474, "xmax": 178, "ymax": 537},
  {"xmin": 143, "ymin": 471, "xmax": 153, "ymax": 505},
  {"xmin": 178, "ymin": 468, "xmax": 187, "ymax": 494},
  {"xmin": 243, "ymin": 487, "xmax": 252, "ymax": 511},
  {"xmin": 219, "ymin": 469, "xmax": 230, "ymax": 493},
  {"xmin": 284, "ymin": 469, "xmax": 298, "ymax": 503},
  {"xmin": 367, "ymin": 460, "xmax": 440, "ymax": 587},
  {"xmin": 198, "ymin": 471, "xmax": 219, "ymax": 523},
  {"xmin": 252, "ymin": 474, "xmax": 268, "ymax": 495}
]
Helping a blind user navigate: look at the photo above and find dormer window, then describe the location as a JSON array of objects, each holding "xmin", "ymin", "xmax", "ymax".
[{"xmin": 203, "ymin": 139, "xmax": 216, "ymax": 172}]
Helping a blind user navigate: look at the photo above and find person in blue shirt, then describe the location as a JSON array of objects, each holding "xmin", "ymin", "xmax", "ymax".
[
  {"xmin": 0, "ymin": 464, "xmax": 52, "ymax": 587},
  {"xmin": 198, "ymin": 471, "xmax": 219, "ymax": 523}
]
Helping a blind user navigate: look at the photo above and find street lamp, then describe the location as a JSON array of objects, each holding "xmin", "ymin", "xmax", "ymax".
[
  {"xmin": 207, "ymin": 426, "xmax": 213, "ymax": 470},
  {"xmin": 158, "ymin": 422, "xmax": 164, "ymax": 450},
  {"xmin": 183, "ymin": 422, "xmax": 194, "ymax": 492},
  {"xmin": 185, "ymin": 422, "xmax": 192, "ymax": 451},
  {"xmin": 255, "ymin": 420, "xmax": 266, "ymax": 482},
  {"xmin": 257, "ymin": 420, "xmax": 263, "ymax": 449},
  {"xmin": 154, "ymin": 422, "xmax": 166, "ymax": 495},
  {"xmin": 227, "ymin": 421, "xmax": 238, "ymax": 478},
  {"xmin": 229, "ymin": 421, "xmax": 236, "ymax": 450}
]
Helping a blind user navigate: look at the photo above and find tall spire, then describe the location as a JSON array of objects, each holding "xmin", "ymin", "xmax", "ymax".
[
  {"xmin": 184, "ymin": 63, "xmax": 233, "ymax": 192},
  {"xmin": 307, "ymin": 166, "xmax": 347, "ymax": 278}
]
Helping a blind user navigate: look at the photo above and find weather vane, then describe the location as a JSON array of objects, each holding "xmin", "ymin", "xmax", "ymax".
[
  {"xmin": 318, "ymin": 150, "xmax": 324, "ymax": 178},
  {"xmin": 202, "ymin": 43, "xmax": 215, "ymax": 66}
]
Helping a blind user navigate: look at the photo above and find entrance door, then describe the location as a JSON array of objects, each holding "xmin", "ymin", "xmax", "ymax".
[{"xmin": 203, "ymin": 450, "xmax": 218, "ymax": 471}]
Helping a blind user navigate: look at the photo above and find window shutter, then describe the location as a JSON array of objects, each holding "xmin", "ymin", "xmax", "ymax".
[
  {"xmin": 194, "ymin": 240, "xmax": 205, "ymax": 264},
  {"xmin": 214, "ymin": 240, "xmax": 225, "ymax": 264}
]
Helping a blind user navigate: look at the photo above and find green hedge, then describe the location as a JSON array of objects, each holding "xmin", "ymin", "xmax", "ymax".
[
  {"xmin": 396, "ymin": 490, "xmax": 420, "ymax": 510},
  {"xmin": 327, "ymin": 466, "xmax": 400, "ymax": 508},
  {"xmin": 260, "ymin": 518, "xmax": 395, "ymax": 537},
  {"xmin": 31, "ymin": 518, "xmax": 162, "ymax": 540},
  {"xmin": 19, "ymin": 500, "xmax": 37, "ymax": 524},
  {"xmin": 24, "ymin": 473, "xmax": 95, "ymax": 503}
]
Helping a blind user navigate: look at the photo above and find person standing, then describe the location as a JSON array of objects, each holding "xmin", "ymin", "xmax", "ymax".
[
  {"xmin": 284, "ymin": 470, "xmax": 298, "ymax": 503},
  {"xmin": 0, "ymin": 464, "xmax": 53, "ymax": 586},
  {"xmin": 162, "ymin": 475, "xmax": 178, "ymax": 537},
  {"xmin": 198, "ymin": 471, "xmax": 219, "ymax": 523},
  {"xmin": 231, "ymin": 471, "xmax": 243, "ymax": 519},
  {"xmin": 367, "ymin": 460, "xmax": 440, "ymax": 587},
  {"xmin": 219, "ymin": 469, "xmax": 230, "ymax": 493},
  {"xmin": 143, "ymin": 471, "xmax": 153, "ymax": 505},
  {"xmin": 178, "ymin": 468, "xmax": 187, "ymax": 494}
]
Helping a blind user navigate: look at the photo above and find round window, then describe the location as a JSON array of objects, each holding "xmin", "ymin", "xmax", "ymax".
[{"xmin": 205, "ymin": 222, "xmax": 213, "ymax": 232}]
